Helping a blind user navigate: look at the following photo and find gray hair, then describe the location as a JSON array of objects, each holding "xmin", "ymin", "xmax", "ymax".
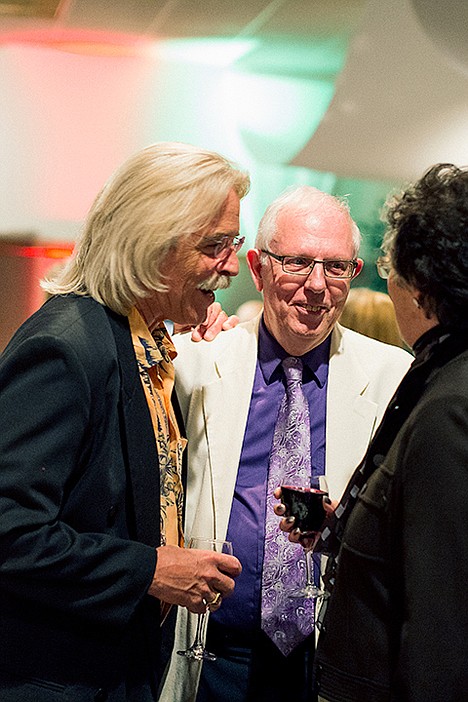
[
  {"xmin": 255, "ymin": 185, "xmax": 361, "ymax": 255},
  {"xmin": 42, "ymin": 142, "xmax": 250, "ymax": 315}
]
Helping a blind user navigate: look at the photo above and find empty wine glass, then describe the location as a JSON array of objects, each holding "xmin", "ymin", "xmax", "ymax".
[
  {"xmin": 280, "ymin": 476, "xmax": 329, "ymax": 600},
  {"xmin": 177, "ymin": 537, "xmax": 233, "ymax": 662}
]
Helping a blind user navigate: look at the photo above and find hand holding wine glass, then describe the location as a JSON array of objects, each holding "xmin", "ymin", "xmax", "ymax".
[
  {"xmin": 275, "ymin": 476, "xmax": 330, "ymax": 599},
  {"xmin": 148, "ymin": 541, "xmax": 240, "ymax": 615}
]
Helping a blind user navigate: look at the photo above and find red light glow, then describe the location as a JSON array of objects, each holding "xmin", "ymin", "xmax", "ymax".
[
  {"xmin": 1, "ymin": 243, "xmax": 74, "ymax": 259},
  {"xmin": 0, "ymin": 27, "xmax": 154, "ymax": 56}
]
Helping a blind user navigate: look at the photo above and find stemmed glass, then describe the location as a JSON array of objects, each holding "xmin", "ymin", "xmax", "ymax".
[
  {"xmin": 177, "ymin": 537, "xmax": 233, "ymax": 662},
  {"xmin": 280, "ymin": 476, "xmax": 329, "ymax": 600}
]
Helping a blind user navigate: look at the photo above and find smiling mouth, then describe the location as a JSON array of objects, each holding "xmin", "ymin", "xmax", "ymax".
[{"xmin": 296, "ymin": 303, "xmax": 328, "ymax": 313}]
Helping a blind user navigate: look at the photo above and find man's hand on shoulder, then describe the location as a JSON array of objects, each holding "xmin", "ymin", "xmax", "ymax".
[{"xmin": 173, "ymin": 302, "xmax": 239, "ymax": 342}]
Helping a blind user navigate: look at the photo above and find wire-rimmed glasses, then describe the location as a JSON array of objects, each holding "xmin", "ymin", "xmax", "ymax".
[
  {"xmin": 261, "ymin": 250, "xmax": 358, "ymax": 279},
  {"xmin": 376, "ymin": 255, "xmax": 392, "ymax": 279},
  {"xmin": 198, "ymin": 235, "xmax": 245, "ymax": 259}
]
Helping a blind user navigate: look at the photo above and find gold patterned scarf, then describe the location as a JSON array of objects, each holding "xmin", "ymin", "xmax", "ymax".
[{"xmin": 128, "ymin": 307, "xmax": 186, "ymax": 550}]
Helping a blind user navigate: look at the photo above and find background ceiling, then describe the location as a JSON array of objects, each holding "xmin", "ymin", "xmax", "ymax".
[
  {"xmin": 0, "ymin": 0, "xmax": 366, "ymax": 79},
  {"xmin": 0, "ymin": 0, "xmax": 365, "ymax": 47},
  {"xmin": 1, "ymin": 0, "xmax": 468, "ymax": 182}
]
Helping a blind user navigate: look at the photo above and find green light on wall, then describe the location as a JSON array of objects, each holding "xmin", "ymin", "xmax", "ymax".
[
  {"xmin": 158, "ymin": 37, "xmax": 257, "ymax": 67},
  {"xmin": 155, "ymin": 36, "xmax": 343, "ymax": 165},
  {"xmin": 228, "ymin": 72, "xmax": 335, "ymax": 163},
  {"xmin": 235, "ymin": 37, "xmax": 348, "ymax": 79}
]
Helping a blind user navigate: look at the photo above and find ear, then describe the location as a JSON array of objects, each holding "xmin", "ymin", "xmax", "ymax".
[
  {"xmin": 246, "ymin": 249, "xmax": 264, "ymax": 292},
  {"xmin": 352, "ymin": 258, "xmax": 364, "ymax": 279}
]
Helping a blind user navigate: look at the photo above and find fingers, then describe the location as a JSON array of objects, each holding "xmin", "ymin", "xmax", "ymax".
[
  {"xmin": 149, "ymin": 545, "xmax": 241, "ymax": 614},
  {"xmin": 274, "ymin": 503, "xmax": 286, "ymax": 517},
  {"xmin": 273, "ymin": 486, "xmax": 283, "ymax": 500},
  {"xmin": 324, "ymin": 497, "xmax": 337, "ymax": 514},
  {"xmin": 190, "ymin": 303, "xmax": 240, "ymax": 342},
  {"xmin": 298, "ymin": 532, "xmax": 320, "ymax": 552},
  {"xmin": 187, "ymin": 561, "xmax": 236, "ymax": 614},
  {"xmin": 221, "ymin": 314, "xmax": 239, "ymax": 331},
  {"xmin": 202, "ymin": 591, "xmax": 223, "ymax": 612},
  {"xmin": 279, "ymin": 515, "xmax": 296, "ymax": 532},
  {"xmin": 273, "ymin": 486, "xmax": 290, "ymax": 528},
  {"xmin": 196, "ymin": 310, "xmax": 229, "ymax": 341},
  {"xmin": 208, "ymin": 554, "xmax": 242, "ymax": 600},
  {"xmin": 191, "ymin": 302, "xmax": 223, "ymax": 342},
  {"xmin": 190, "ymin": 325, "xmax": 208, "ymax": 342}
]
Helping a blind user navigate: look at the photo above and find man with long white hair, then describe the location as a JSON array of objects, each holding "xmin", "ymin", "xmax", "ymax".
[{"xmin": 0, "ymin": 142, "xmax": 249, "ymax": 701}]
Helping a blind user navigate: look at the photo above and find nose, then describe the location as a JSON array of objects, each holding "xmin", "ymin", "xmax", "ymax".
[
  {"xmin": 217, "ymin": 247, "xmax": 240, "ymax": 276},
  {"xmin": 303, "ymin": 261, "xmax": 327, "ymax": 292}
]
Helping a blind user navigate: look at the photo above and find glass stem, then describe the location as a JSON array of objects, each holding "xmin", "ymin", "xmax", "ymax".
[
  {"xmin": 304, "ymin": 548, "xmax": 315, "ymax": 587},
  {"xmin": 192, "ymin": 611, "xmax": 207, "ymax": 649}
]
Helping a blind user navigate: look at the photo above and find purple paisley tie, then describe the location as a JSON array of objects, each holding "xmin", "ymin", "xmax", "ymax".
[{"xmin": 261, "ymin": 356, "xmax": 314, "ymax": 656}]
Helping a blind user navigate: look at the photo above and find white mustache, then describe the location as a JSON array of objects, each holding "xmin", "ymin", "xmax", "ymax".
[{"xmin": 198, "ymin": 273, "xmax": 231, "ymax": 291}]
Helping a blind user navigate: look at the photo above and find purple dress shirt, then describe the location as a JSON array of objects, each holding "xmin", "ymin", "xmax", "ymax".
[{"xmin": 211, "ymin": 318, "xmax": 330, "ymax": 634}]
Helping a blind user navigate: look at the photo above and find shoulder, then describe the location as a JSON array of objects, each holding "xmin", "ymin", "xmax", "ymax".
[
  {"xmin": 420, "ymin": 346, "xmax": 468, "ymax": 408},
  {"xmin": 173, "ymin": 315, "xmax": 259, "ymax": 364},
  {"xmin": 393, "ymin": 349, "xmax": 468, "ymax": 487},
  {"xmin": 330, "ymin": 325, "xmax": 412, "ymax": 404},
  {"xmin": 335, "ymin": 324, "xmax": 413, "ymax": 373},
  {"xmin": 9, "ymin": 294, "xmax": 110, "ymax": 339},
  {"xmin": 173, "ymin": 316, "xmax": 259, "ymax": 400},
  {"xmin": 1, "ymin": 295, "xmax": 122, "ymax": 372}
]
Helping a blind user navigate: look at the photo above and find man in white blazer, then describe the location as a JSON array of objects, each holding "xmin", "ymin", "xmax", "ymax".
[{"xmin": 159, "ymin": 186, "xmax": 412, "ymax": 702}]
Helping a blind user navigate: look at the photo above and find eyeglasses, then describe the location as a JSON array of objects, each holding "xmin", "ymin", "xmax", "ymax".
[
  {"xmin": 261, "ymin": 250, "xmax": 358, "ymax": 279},
  {"xmin": 198, "ymin": 235, "xmax": 245, "ymax": 259},
  {"xmin": 376, "ymin": 256, "xmax": 392, "ymax": 279}
]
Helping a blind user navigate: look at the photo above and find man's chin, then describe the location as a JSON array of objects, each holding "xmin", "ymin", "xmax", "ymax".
[{"xmin": 200, "ymin": 289, "xmax": 216, "ymax": 303}]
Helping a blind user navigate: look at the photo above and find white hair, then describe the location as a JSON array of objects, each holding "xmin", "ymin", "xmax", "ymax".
[
  {"xmin": 256, "ymin": 185, "xmax": 361, "ymax": 255},
  {"xmin": 42, "ymin": 142, "xmax": 250, "ymax": 315}
]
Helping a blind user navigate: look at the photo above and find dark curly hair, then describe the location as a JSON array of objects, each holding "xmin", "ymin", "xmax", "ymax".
[{"xmin": 382, "ymin": 163, "xmax": 468, "ymax": 328}]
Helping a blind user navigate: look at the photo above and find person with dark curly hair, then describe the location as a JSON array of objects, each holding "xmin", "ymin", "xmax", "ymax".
[
  {"xmin": 308, "ymin": 163, "xmax": 468, "ymax": 702},
  {"xmin": 275, "ymin": 164, "xmax": 468, "ymax": 701}
]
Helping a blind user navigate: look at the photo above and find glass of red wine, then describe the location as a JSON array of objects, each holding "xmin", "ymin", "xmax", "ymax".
[{"xmin": 280, "ymin": 476, "xmax": 329, "ymax": 599}]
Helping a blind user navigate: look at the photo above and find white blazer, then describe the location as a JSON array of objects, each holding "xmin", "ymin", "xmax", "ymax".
[{"xmin": 159, "ymin": 317, "xmax": 412, "ymax": 701}]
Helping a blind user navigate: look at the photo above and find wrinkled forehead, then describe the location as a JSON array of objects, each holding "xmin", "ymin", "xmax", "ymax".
[{"xmin": 273, "ymin": 202, "xmax": 356, "ymax": 253}]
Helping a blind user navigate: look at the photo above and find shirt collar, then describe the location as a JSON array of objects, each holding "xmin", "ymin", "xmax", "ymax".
[
  {"xmin": 129, "ymin": 307, "xmax": 177, "ymax": 370},
  {"xmin": 258, "ymin": 316, "xmax": 330, "ymax": 388}
]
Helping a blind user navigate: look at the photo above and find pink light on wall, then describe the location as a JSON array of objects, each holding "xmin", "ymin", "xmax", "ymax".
[
  {"xmin": 2, "ymin": 29, "xmax": 157, "ymax": 224},
  {"xmin": 0, "ymin": 28, "xmax": 153, "ymax": 55}
]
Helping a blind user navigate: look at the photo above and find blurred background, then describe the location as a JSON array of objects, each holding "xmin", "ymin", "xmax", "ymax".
[{"xmin": 1, "ymin": 0, "xmax": 468, "ymax": 349}]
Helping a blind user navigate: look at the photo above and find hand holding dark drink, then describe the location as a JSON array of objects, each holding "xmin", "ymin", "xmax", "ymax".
[
  {"xmin": 280, "ymin": 485, "xmax": 328, "ymax": 535},
  {"xmin": 279, "ymin": 477, "xmax": 329, "ymax": 600}
]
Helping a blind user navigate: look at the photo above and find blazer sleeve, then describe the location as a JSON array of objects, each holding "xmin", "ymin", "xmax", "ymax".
[
  {"xmin": 0, "ymin": 326, "xmax": 156, "ymax": 630},
  {"xmin": 390, "ymin": 383, "xmax": 468, "ymax": 700}
]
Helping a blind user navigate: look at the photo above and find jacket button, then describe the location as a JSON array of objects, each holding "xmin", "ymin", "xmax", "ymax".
[
  {"xmin": 94, "ymin": 689, "xmax": 108, "ymax": 702},
  {"xmin": 107, "ymin": 505, "xmax": 118, "ymax": 526}
]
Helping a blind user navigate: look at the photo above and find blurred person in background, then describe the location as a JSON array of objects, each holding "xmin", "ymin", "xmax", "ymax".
[
  {"xmin": 311, "ymin": 163, "xmax": 468, "ymax": 702},
  {"xmin": 339, "ymin": 286, "xmax": 405, "ymax": 347},
  {"xmin": 235, "ymin": 298, "xmax": 263, "ymax": 322},
  {"xmin": 0, "ymin": 142, "xmax": 249, "ymax": 702}
]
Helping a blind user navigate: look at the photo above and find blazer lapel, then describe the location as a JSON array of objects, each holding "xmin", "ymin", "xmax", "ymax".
[
  {"xmin": 326, "ymin": 326, "xmax": 379, "ymax": 500},
  {"xmin": 107, "ymin": 309, "xmax": 161, "ymax": 547},
  {"xmin": 201, "ymin": 321, "xmax": 259, "ymax": 538}
]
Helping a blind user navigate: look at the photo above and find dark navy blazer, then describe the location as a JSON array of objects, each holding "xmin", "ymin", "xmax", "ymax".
[{"xmin": 0, "ymin": 294, "xmax": 183, "ymax": 699}]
